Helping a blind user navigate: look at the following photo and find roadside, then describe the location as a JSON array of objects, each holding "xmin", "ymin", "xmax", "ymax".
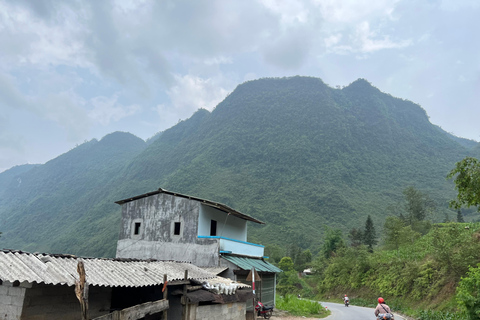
[{"xmin": 264, "ymin": 308, "xmax": 326, "ymax": 320}]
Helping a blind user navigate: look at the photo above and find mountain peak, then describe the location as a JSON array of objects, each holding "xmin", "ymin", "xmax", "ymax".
[{"xmin": 344, "ymin": 78, "xmax": 380, "ymax": 93}]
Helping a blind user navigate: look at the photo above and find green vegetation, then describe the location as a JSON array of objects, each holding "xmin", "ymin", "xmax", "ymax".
[
  {"xmin": 275, "ymin": 294, "xmax": 329, "ymax": 318},
  {"xmin": 447, "ymin": 157, "xmax": 480, "ymax": 211},
  {"xmin": 0, "ymin": 76, "xmax": 478, "ymax": 259},
  {"xmin": 456, "ymin": 264, "xmax": 480, "ymax": 320},
  {"xmin": 276, "ymin": 222, "xmax": 480, "ymax": 319}
]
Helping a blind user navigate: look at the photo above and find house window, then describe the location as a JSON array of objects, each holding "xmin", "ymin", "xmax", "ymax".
[
  {"xmin": 174, "ymin": 222, "xmax": 181, "ymax": 235},
  {"xmin": 210, "ymin": 220, "xmax": 217, "ymax": 236},
  {"xmin": 134, "ymin": 222, "xmax": 141, "ymax": 235}
]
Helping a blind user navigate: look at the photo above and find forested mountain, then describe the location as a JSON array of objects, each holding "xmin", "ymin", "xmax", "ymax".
[{"xmin": 0, "ymin": 76, "xmax": 478, "ymax": 257}]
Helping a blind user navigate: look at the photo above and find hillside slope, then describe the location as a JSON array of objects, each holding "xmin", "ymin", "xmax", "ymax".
[
  {"xmin": 0, "ymin": 132, "xmax": 146, "ymax": 256},
  {"xmin": 0, "ymin": 77, "xmax": 478, "ymax": 257}
]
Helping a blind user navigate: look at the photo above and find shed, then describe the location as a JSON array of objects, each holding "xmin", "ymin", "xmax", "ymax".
[{"xmin": 0, "ymin": 249, "xmax": 252, "ymax": 320}]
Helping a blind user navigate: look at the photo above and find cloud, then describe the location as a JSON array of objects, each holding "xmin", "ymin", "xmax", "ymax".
[
  {"xmin": 262, "ymin": 30, "xmax": 313, "ymax": 69},
  {"xmin": 0, "ymin": 1, "xmax": 89, "ymax": 69},
  {"xmin": 0, "ymin": 71, "xmax": 31, "ymax": 110},
  {"xmin": 354, "ymin": 21, "xmax": 412, "ymax": 53},
  {"xmin": 167, "ymin": 74, "xmax": 229, "ymax": 113},
  {"xmin": 89, "ymin": 95, "xmax": 141, "ymax": 126}
]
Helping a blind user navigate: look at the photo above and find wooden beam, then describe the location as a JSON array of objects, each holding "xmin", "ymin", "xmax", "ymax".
[{"xmin": 92, "ymin": 299, "xmax": 169, "ymax": 320}]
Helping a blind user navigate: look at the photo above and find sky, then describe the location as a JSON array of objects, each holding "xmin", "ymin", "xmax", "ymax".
[{"xmin": 1, "ymin": 0, "xmax": 479, "ymax": 173}]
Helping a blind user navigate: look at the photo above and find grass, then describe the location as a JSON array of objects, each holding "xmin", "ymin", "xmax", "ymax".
[{"xmin": 276, "ymin": 294, "xmax": 330, "ymax": 318}]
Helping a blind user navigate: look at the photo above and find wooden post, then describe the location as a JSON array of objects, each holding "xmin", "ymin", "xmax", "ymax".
[
  {"xmin": 75, "ymin": 259, "xmax": 89, "ymax": 320},
  {"xmin": 182, "ymin": 270, "xmax": 188, "ymax": 320},
  {"xmin": 163, "ymin": 274, "xmax": 168, "ymax": 320}
]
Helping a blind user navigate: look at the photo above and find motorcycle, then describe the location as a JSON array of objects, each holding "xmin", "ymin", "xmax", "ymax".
[
  {"xmin": 255, "ymin": 300, "xmax": 274, "ymax": 319},
  {"xmin": 344, "ymin": 299, "xmax": 349, "ymax": 307},
  {"xmin": 377, "ymin": 314, "xmax": 394, "ymax": 320}
]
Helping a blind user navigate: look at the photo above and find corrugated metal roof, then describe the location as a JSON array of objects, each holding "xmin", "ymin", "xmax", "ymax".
[
  {"xmin": 0, "ymin": 250, "xmax": 216, "ymax": 287},
  {"xmin": 115, "ymin": 188, "xmax": 265, "ymax": 224},
  {"xmin": 221, "ymin": 255, "xmax": 282, "ymax": 273},
  {"xmin": 201, "ymin": 266, "xmax": 229, "ymax": 275}
]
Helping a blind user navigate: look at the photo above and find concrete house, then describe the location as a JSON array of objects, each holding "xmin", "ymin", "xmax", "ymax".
[
  {"xmin": 115, "ymin": 188, "xmax": 281, "ymax": 307},
  {"xmin": 0, "ymin": 249, "xmax": 252, "ymax": 320}
]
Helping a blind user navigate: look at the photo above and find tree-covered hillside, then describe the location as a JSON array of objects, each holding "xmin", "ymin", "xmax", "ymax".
[
  {"xmin": 0, "ymin": 76, "xmax": 478, "ymax": 257},
  {"xmin": 0, "ymin": 132, "xmax": 146, "ymax": 256}
]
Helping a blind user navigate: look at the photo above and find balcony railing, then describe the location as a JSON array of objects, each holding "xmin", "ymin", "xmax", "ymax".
[{"xmin": 198, "ymin": 236, "xmax": 264, "ymax": 257}]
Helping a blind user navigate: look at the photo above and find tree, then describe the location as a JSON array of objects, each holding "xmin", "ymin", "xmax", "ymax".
[
  {"xmin": 457, "ymin": 210, "xmax": 465, "ymax": 223},
  {"xmin": 401, "ymin": 186, "xmax": 434, "ymax": 234},
  {"xmin": 279, "ymin": 257, "xmax": 295, "ymax": 272},
  {"xmin": 348, "ymin": 227, "xmax": 363, "ymax": 247},
  {"xmin": 264, "ymin": 244, "xmax": 285, "ymax": 264},
  {"xmin": 321, "ymin": 227, "xmax": 345, "ymax": 259},
  {"xmin": 295, "ymin": 249, "xmax": 312, "ymax": 272},
  {"xmin": 383, "ymin": 216, "xmax": 420, "ymax": 252},
  {"xmin": 363, "ymin": 215, "xmax": 377, "ymax": 252},
  {"xmin": 403, "ymin": 186, "xmax": 434, "ymax": 223},
  {"xmin": 456, "ymin": 264, "xmax": 480, "ymax": 319},
  {"xmin": 447, "ymin": 157, "xmax": 480, "ymax": 211}
]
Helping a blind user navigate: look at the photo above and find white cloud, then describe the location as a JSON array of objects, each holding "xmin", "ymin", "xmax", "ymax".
[
  {"xmin": 354, "ymin": 21, "xmax": 412, "ymax": 53},
  {"xmin": 0, "ymin": 1, "xmax": 89, "ymax": 69},
  {"xmin": 89, "ymin": 95, "xmax": 141, "ymax": 126},
  {"xmin": 314, "ymin": 0, "xmax": 399, "ymax": 24},
  {"xmin": 167, "ymin": 74, "xmax": 229, "ymax": 113}
]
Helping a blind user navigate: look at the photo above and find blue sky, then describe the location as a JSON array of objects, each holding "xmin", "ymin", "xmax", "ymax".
[{"xmin": 1, "ymin": 0, "xmax": 479, "ymax": 173}]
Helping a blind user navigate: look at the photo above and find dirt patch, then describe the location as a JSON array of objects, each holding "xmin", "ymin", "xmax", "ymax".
[{"xmin": 261, "ymin": 308, "xmax": 325, "ymax": 320}]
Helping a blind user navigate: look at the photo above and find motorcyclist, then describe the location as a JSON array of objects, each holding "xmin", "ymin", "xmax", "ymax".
[
  {"xmin": 374, "ymin": 297, "xmax": 394, "ymax": 319},
  {"xmin": 343, "ymin": 294, "xmax": 349, "ymax": 304}
]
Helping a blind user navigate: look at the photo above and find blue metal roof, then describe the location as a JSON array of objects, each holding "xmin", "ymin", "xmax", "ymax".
[{"xmin": 221, "ymin": 255, "xmax": 282, "ymax": 273}]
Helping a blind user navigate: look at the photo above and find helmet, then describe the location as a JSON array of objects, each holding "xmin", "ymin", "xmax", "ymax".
[
  {"xmin": 345, "ymin": 294, "xmax": 347, "ymax": 297},
  {"xmin": 378, "ymin": 297, "xmax": 385, "ymax": 303}
]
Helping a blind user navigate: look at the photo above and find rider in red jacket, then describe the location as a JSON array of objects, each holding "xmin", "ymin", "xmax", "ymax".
[{"xmin": 374, "ymin": 297, "xmax": 393, "ymax": 318}]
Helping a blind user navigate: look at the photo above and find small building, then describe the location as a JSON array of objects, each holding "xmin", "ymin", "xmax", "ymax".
[
  {"xmin": 0, "ymin": 249, "xmax": 252, "ymax": 320},
  {"xmin": 115, "ymin": 188, "xmax": 281, "ymax": 307}
]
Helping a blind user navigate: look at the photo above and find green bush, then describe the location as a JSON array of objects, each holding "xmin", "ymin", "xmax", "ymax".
[
  {"xmin": 276, "ymin": 294, "xmax": 328, "ymax": 317},
  {"xmin": 417, "ymin": 310, "xmax": 466, "ymax": 320},
  {"xmin": 456, "ymin": 264, "xmax": 480, "ymax": 320}
]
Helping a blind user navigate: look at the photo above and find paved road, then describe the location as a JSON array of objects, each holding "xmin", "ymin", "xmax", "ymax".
[{"xmin": 320, "ymin": 302, "xmax": 405, "ymax": 320}]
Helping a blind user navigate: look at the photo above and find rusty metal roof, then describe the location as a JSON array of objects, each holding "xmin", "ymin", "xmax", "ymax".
[
  {"xmin": 115, "ymin": 188, "xmax": 265, "ymax": 224},
  {"xmin": 0, "ymin": 250, "xmax": 216, "ymax": 287}
]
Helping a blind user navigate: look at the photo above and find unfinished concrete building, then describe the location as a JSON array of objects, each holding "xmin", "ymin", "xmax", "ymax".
[{"xmin": 115, "ymin": 188, "xmax": 281, "ymax": 307}]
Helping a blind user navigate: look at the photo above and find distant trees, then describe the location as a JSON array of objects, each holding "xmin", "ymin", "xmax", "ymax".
[
  {"xmin": 387, "ymin": 186, "xmax": 434, "ymax": 235},
  {"xmin": 321, "ymin": 227, "xmax": 345, "ymax": 259},
  {"xmin": 447, "ymin": 157, "xmax": 480, "ymax": 211},
  {"xmin": 348, "ymin": 215, "xmax": 377, "ymax": 252},
  {"xmin": 402, "ymin": 186, "xmax": 435, "ymax": 228},
  {"xmin": 348, "ymin": 227, "xmax": 363, "ymax": 247},
  {"xmin": 363, "ymin": 215, "xmax": 377, "ymax": 252}
]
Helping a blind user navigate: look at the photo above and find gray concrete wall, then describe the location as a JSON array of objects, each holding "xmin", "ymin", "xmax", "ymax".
[
  {"xmin": 21, "ymin": 283, "xmax": 111, "ymax": 320},
  {"xmin": 198, "ymin": 205, "xmax": 247, "ymax": 240},
  {"xmin": 116, "ymin": 239, "xmax": 219, "ymax": 266},
  {"xmin": 116, "ymin": 193, "xmax": 220, "ymax": 266},
  {"xmin": 193, "ymin": 302, "xmax": 246, "ymax": 320},
  {"xmin": 0, "ymin": 281, "xmax": 27, "ymax": 320}
]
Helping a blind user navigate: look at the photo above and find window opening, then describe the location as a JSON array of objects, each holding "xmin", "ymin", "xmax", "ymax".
[
  {"xmin": 210, "ymin": 220, "xmax": 217, "ymax": 236},
  {"xmin": 134, "ymin": 222, "xmax": 141, "ymax": 235},
  {"xmin": 174, "ymin": 222, "xmax": 181, "ymax": 235}
]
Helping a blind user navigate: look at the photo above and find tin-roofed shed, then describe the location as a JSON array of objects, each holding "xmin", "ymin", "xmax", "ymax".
[{"xmin": 0, "ymin": 250, "xmax": 252, "ymax": 320}]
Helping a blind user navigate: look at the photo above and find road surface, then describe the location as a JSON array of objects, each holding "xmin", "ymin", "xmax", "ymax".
[{"xmin": 321, "ymin": 302, "xmax": 405, "ymax": 320}]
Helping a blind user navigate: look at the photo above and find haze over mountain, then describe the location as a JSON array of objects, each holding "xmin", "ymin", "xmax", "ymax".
[{"xmin": 0, "ymin": 76, "xmax": 478, "ymax": 257}]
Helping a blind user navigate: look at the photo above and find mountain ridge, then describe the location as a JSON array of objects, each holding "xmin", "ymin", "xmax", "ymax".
[{"xmin": 0, "ymin": 76, "xmax": 478, "ymax": 257}]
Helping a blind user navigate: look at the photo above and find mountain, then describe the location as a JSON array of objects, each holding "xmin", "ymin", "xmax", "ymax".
[
  {"xmin": 0, "ymin": 76, "xmax": 478, "ymax": 257},
  {"xmin": 0, "ymin": 131, "xmax": 147, "ymax": 256}
]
